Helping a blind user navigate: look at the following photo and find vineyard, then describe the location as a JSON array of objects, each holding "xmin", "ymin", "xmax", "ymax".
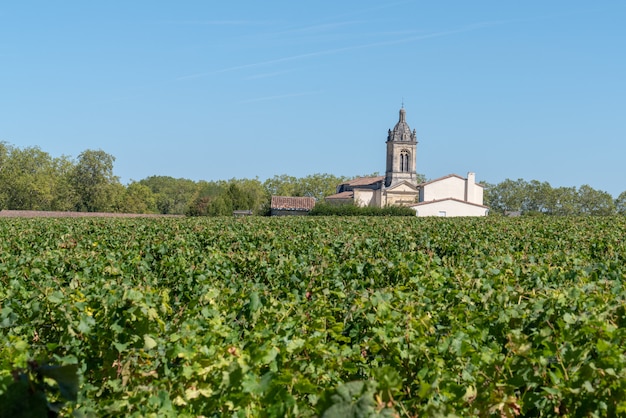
[{"xmin": 1, "ymin": 216, "xmax": 626, "ymax": 417}]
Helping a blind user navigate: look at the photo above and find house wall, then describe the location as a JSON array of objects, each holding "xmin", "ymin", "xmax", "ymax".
[
  {"xmin": 354, "ymin": 189, "xmax": 382, "ymax": 207},
  {"xmin": 421, "ymin": 174, "xmax": 484, "ymax": 206},
  {"xmin": 381, "ymin": 182, "xmax": 419, "ymax": 206},
  {"xmin": 464, "ymin": 172, "xmax": 484, "ymax": 205},
  {"xmin": 384, "ymin": 191, "xmax": 418, "ymax": 206},
  {"xmin": 473, "ymin": 185, "xmax": 484, "ymax": 205},
  {"xmin": 411, "ymin": 200, "xmax": 489, "ymax": 217},
  {"xmin": 421, "ymin": 177, "xmax": 466, "ymax": 202}
]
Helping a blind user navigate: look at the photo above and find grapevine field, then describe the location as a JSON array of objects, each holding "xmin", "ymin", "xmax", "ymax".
[{"xmin": 1, "ymin": 216, "xmax": 626, "ymax": 417}]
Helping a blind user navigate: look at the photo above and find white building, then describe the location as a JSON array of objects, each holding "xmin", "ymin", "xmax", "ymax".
[
  {"xmin": 412, "ymin": 173, "xmax": 488, "ymax": 217},
  {"xmin": 326, "ymin": 107, "xmax": 489, "ymax": 217}
]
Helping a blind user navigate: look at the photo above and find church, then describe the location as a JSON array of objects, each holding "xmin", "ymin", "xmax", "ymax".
[{"xmin": 325, "ymin": 107, "xmax": 489, "ymax": 217}]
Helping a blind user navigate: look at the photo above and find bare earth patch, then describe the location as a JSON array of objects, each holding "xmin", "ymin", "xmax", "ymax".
[{"xmin": 0, "ymin": 210, "xmax": 183, "ymax": 218}]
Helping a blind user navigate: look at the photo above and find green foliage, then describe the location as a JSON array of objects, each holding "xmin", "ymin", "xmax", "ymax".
[
  {"xmin": 318, "ymin": 381, "xmax": 396, "ymax": 417},
  {"xmin": 309, "ymin": 202, "xmax": 416, "ymax": 216},
  {"xmin": 485, "ymin": 178, "xmax": 618, "ymax": 216},
  {"xmin": 0, "ymin": 143, "xmax": 78, "ymax": 211},
  {"xmin": 264, "ymin": 173, "xmax": 350, "ymax": 201},
  {"xmin": 616, "ymin": 190, "xmax": 626, "ymax": 215},
  {"xmin": 3, "ymin": 216, "xmax": 626, "ymax": 415},
  {"xmin": 139, "ymin": 175, "xmax": 200, "ymax": 215},
  {"xmin": 2, "ymin": 141, "xmax": 626, "ymax": 218},
  {"xmin": 119, "ymin": 182, "xmax": 158, "ymax": 214},
  {"xmin": 0, "ymin": 361, "xmax": 79, "ymax": 417},
  {"xmin": 184, "ymin": 178, "xmax": 268, "ymax": 216},
  {"xmin": 70, "ymin": 149, "xmax": 121, "ymax": 212}
]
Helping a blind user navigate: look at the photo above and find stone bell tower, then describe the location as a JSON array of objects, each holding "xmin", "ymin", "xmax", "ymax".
[{"xmin": 385, "ymin": 106, "xmax": 418, "ymax": 187}]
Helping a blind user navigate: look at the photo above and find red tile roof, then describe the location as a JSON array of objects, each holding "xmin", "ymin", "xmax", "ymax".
[
  {"xmin": 418, "ymin": 174, "xmax": 484, "ymax": 188},
  {"xmin": 340, "ymin": 176, "xmax": 385, "ymax": 187},
  {"xmin": 325, "ymin": 191, "xmax": 354, "ymax": 199},
  {"xmin": 410, "ymin": 197, "xmax": 488, "ymax": 208},
  {"xmin": 270, "ymin": 196, "xmax": 316, "ymax": 210}
]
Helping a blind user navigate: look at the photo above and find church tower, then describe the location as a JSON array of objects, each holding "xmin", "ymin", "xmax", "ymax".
[{"xmin": 385, "ymin": 107, "xmax": 418, "ymax": 187}]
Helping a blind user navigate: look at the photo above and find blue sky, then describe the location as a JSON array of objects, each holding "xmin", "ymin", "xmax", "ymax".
[{"xmin": 1, "ymin": 1, "xmax": 625, "ymax": 195}]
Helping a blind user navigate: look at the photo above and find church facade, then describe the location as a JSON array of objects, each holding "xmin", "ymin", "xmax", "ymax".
[{"xmin": 326, "ymin": 107, "xmax": 489, "ymax": 217}]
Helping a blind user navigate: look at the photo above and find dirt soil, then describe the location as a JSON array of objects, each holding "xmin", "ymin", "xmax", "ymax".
[{"xmin": 0, "ymin": 210, "xmax": 183, "ymax": 218}]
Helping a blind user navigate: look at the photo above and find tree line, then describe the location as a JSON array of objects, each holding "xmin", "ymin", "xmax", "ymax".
[
  {"xmin": 0, "ymin": 143, "xmax": 350, "ymax": 215},
  {"xmin": 484, "ymin": 179, "xmax": 626, "ymax": 216},
  {"xmin": 1, "ymin": 142, "xmax": 624, "ymax": 216}
]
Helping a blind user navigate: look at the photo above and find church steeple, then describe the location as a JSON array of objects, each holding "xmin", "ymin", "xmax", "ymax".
[{"xmin": 385, "ymin": 106, "xmax": 418, "ymax": 187}]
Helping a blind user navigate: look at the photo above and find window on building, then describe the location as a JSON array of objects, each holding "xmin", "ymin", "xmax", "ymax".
[
  {"xmin": 438, "ymin": 211, "xmax": 447, "ymax": 217},
  {"xmin": 400, "ymin": 150, "xmax": 410, "ymax": 172}
]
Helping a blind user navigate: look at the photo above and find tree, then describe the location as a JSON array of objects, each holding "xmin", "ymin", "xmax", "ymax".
[
  {"xmin": 49, "ymin": 155, "xmax": 80, "ymax": 211},
  {"xmin": 297, "ymin": 173, "xmax": 350, "ymax": 201},
  {"xmin": 139, "ymin": 176, "xmax": 199, "ymax": 214},
  {"xmin": 195, "ymin": 180, "xmax": 225, "ymax": 200},
  {"xmin": 577, "ymin": 184, "xmax": 615, "ymax": 216},
  {"xmin": 551, "ymin": 186, "xmax": 578, "ymax": 216},
  {"xmin": 0, "ymin": 146, "xmax": 59, "ymax": 210},
  {"xmin": 70, "ymin": 149, "xmax": 120, "ymax": 212},
  {"xmin": 263, "ymin": 173, "xmax": 354, "ymax": 201},
  {"xmin": 226, "ymin": 178, "xmax": 267, "ymax": 213},
  {"xmin": 206, "ymin": 195, "xmax": 231, "ymax": 216},
  {"xmin": 483, "ymin": 179, "xmax": 528, "ymax": 214},
  {"xmin": 616, "ymin": 191, "xmax": 626, "ymax": 215},
  {"xmin": 0, "ymin": 143, "xmax": 8, "ymax": 209},
  {"xmin": 523, "ymin": 180, "xmax": 553, "ymax": 214},
  {"xmin": 187, "ymin": 180, "xmax": 230, "ymax": 216},
  {"xmin": 119, "ymin": 182, "xmax": 157, "ymax": 214},
  {"xmin": 483, "ymin": 179, "xmax": 618, "ymax": 216},
  {"xmin": 263, "ymin": 174, "xmax": 299, "ymax": 198},
  {"xmin": 0, "ymin": 143, "xmax": 80, "ymax": 211}
]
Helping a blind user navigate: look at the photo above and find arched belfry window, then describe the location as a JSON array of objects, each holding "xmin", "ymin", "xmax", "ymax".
[{"xmin": 400, "ymin": 150, "xmax": 410, "ymax": 172}]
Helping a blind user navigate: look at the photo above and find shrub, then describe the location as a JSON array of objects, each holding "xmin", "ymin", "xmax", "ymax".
[{"xmin": 309, "ymin": 202, "xmax": 415, "ymax": 216}]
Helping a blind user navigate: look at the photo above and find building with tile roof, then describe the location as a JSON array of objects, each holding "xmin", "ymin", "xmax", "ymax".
[
  {"xmin": 270, "ymin": 196, "xmax": 316, "ymax": 216},
  {"xmin": 325, "ymin": 107, "xmax": 488, "ymax": 217}
]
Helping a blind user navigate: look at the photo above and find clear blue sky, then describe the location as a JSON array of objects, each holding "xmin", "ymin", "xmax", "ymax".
[{"xmin": 1, "ymin": 1, "xmax": 625, "ymax": 195}]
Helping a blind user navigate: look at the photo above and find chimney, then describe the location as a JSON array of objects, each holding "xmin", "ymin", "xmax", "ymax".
[{"xmin": 465, "ymin": 172, "xmax": 476, "ymax": 203}]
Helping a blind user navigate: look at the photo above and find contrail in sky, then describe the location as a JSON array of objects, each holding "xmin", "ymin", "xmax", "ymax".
[
  {"xmin": 238, "ymin": 91, "xmax": 320, "ymax": 104},
  {"xmin": 177, "ymin": 9, "xmax": 580, "ymax": 83},
  {"xmin": 176, "ymin": 22, "xmax": 498, "ymax": 81}
]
